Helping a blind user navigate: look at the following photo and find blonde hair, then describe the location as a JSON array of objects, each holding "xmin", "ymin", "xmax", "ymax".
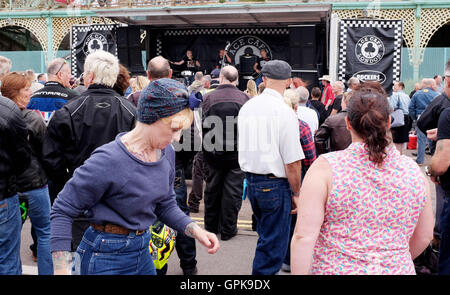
[
  {"xmin": 246, "ymin": 80, "xmax": 257, "ymax": 97},
  {"xmin": 132, "ymin": 75, "xmax": 150, "ymax": 92},
  {"xmin": 160, "ymin": 107, "xmax": 193, "ymax": 130},
  {"xmin": 282, "ymin": 95, "xmax": 293, "ymax": 109},
  {"xmin": 284, "ymin": 88, "xmax": 300, "ymax": 108},
  {"xmin": 84, "ymin": 50, "xmax": 119, "ymax": 87}
]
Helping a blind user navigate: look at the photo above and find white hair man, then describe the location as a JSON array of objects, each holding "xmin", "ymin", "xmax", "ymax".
[
  {"xmin": 27, "ymin": 57, "xmax": 79, "ymax": 123},
  {"xmin": 42, "ymin": 50, "xmax": 137, "ymax": 251},
  {"xmin": 0, "ymin": 56, "xmax": 11, "ymax": 96},
  {"xmin": 328, "ymin": 81, "xmax": 345, "ymax": 117},
  {"xmin": 296, "ymin": 86, "xmax": 319, "ymax": 135}
]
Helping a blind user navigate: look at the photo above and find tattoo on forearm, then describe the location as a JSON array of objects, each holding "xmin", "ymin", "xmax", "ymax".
[
  {"xmin": 52, "ymin": 251, "xmax": 72, "ymax": 270},
  {"xmin": 184, "ymin": 222, "xmax": 199, "ymax": 238},
  {"xmin": 436, "ymin": 140, "xmax": 443, "ymax": 153}
]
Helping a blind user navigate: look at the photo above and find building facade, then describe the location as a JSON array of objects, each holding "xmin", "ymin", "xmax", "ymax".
[{"xmin": 1, "ymin": 0, "xmax": 449, "ymax": 87}]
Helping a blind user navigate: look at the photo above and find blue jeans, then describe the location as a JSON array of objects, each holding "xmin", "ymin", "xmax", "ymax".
[
  {"xmin": 21, "ymin": 186, "xmax": 53, "ymax": 275},
  {"xmin": 438, "ymin": 190, "xmax": 450, "ymax": 275},
  {"xmin": 416, "ymin": 126, "xmax": 427, "ymax": 164},
  {"xmin": 245, "ymin": 173, "xmax": 292, "ymax": 275},
  {"xmin": 174, "ymin": 164, "xmax": 197, "ymax": 272},
  {"xmin": 0, "ymin": 195, "xmax": 22, "ymax": 275},
  {"xmin": 73, "ymin": 226, "xmax": 155, "ymax": 275},
  {"xmin": 435, "ymin": 184, "xmax": 445, "ymax": 238}
]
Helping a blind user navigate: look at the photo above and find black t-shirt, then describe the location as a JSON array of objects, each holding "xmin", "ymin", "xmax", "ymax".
[
  {"xmin": 256, "ymin": 57, "xmax": 270, "ymax": 71},
  {"xmin": 183, "ymin": 56, "xmax": 197, "ymax": 70},
  {"xmin": 437, "ymin": 107, "xmax": 450, "ymax": 191},
  {"xmin": 310, "ymin": 99, "xmax": 328, "ymax": 125},
  {"xmin": 327, "ymin": 94, "xmax": 342, "ymax": 117},
  {"xmin": 216, "ymin": 55, "xmax": 231, "ymax": 68}
]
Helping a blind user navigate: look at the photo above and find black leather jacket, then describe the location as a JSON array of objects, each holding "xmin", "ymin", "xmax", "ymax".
[
  {"xmin": 0, "ymin": 96, "xmax": 31, "ymax": 200},
  {"xmin": 42, "ymin": 84, "xmax": 136, "ymax": 196},
  {"xmin": 16, "ymin": 109, "xmax": 48, "ymax": 192}
]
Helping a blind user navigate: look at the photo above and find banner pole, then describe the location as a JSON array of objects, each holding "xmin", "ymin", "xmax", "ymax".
[{"xmin": 46, "ymin": 16, "xmax": 54, "ymax": 65}]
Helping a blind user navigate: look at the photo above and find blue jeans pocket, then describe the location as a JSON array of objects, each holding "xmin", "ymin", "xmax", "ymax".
[
  {"xmin": 254, "ymin": 184, "xmax": 281, "ymax": 212},
  {"xmin": 88, "ymin": 246, "xmax": 138, "ymax": 275},
  {"xmin": 95, "ymin": 236, "xmax": 130, "ymax": 253}
]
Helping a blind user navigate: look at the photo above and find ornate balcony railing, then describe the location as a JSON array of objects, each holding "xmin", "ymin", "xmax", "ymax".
[
  {"xmin": 1, "ymin": 0, "xmax": 406, "ymax": 11},
  {"xmin": 0, "ymin": 0, "xmax": 228, "ymax": 10}
]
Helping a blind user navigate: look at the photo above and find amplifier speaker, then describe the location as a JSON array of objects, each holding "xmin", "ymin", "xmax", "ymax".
[
  {"xmin": 289, "ymin": 25, "xmax": 317, "ymax": 70},
  {"xmin": 117, "ymin": 26, "xmax": 146, "ymax": 75}
]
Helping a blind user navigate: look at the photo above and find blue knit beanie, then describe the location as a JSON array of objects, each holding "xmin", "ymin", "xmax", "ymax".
[{"xmin": 137, "ymin": 78, "xmax": 189, "ymax": 124}]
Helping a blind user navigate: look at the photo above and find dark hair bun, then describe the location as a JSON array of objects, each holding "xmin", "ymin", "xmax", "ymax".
[{"xmin": 347, "ymin": 86, "xmax": 391, "ymax": 165}]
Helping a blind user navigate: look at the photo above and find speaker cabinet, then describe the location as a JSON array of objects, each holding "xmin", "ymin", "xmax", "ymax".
[
  {"xmin": 289, "ymin": 25, "xmax": 317, "ymax": 70},
  {"xmin": 117, "ymin": 26, "xmax": 146, "ymax": 75}
]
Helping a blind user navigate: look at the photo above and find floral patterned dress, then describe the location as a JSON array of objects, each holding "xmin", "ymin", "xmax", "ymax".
[{"xmin": 311, "ymin": 142, "xmax": 427, "ymax": 275}]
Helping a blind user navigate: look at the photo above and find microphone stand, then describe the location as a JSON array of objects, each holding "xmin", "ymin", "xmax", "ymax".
[{"xmin": 221, "ymin": 42, "xmax": 231, "ymax": 70}]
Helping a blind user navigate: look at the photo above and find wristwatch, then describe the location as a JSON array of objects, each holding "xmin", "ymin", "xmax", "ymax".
[{"xmin": 425, "ymin": 166, "xmax": 432, "ymax": 177}]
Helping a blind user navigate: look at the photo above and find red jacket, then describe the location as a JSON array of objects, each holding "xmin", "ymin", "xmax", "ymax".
[{"xmin": 321, "ymin": 83, "xmax": 335, "ymax": 107}]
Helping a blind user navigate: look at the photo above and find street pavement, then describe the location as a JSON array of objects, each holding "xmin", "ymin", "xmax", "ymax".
[{"xmin": 20, "ymin": 147, "xmax": 437, "ymax": 275}]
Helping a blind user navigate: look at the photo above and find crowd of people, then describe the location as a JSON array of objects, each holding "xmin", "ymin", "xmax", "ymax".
[{"xmin": 0, "ymin": 50, "xmax": 449, "ymax": 276}]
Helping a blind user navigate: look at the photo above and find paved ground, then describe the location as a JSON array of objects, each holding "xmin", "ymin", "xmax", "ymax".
[{"xmin": 20, "ymin": 147, "xmax": 436, "ymax": 275}]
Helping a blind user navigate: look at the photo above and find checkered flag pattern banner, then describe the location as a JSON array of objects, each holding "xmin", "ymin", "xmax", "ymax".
[
  {"xmin": 338, "ymin": 19, "xmax": 402, "ymax": 96},
  {"xmin": 71, "ymin": 24, "xmax": 119, "ymax": 78},
  {"xmin": 163, "ymin": 27, "xmax": 289, "ymax": 37}
]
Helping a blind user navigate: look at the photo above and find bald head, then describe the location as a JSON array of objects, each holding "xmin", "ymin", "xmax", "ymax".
[
  {"xmin": 219, "ymin": 65, "xmax": 238, "ymax": 85},
  {"xmin": 147, "ymin": 56, "xmax": 172, "ymax": 81},
  {"xmin": 422, "ymin": 78, "xmax": 436, "ymax": 90}
]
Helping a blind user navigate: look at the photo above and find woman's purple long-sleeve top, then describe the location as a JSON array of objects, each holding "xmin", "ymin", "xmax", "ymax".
[{"xmin": 50, "ymin": 133, "xmax": 193, "ymax": 252}]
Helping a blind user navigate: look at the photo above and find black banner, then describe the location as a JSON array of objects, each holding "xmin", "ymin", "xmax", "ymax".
[
  {"xmin": 338, "ymin": 19, "xmax": 402, "ymax": 96},
  {"xmin": 70, "ymin": 24, "xmax": 119, "ymax": 78}
]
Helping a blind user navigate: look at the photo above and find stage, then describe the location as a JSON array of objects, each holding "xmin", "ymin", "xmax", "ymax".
[{"xmin": 96, "ymin": 3, "xmax": 332, "ymax": 90}]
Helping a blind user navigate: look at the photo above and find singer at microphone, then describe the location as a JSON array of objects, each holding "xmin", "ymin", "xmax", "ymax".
[{"xmin": 216, "ymin": 47, "xmax": 232, "ymax": 69}]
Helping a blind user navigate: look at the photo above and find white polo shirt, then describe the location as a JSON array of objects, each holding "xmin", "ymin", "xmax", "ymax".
[
  {"xmin": 238, "ymin": 88, "xmax": 305, "ymax": 178},
  {"xmin": 297, "ymin": 105, "xmax": 319, "ymax": 135}
]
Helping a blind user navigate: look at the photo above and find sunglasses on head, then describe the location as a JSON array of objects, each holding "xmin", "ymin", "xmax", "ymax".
[
  {"xmin": 53, "ymin": 60, "xmax": 67, "ymax": 75},
  {"xmin": 12, "ymin": 71, "xmax": 26, "ymax": 76}
]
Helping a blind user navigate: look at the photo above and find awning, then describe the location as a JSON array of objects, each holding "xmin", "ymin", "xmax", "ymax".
[{"xmin": 95, "ymin": 3, "xmax": 331, "ymax": 27}]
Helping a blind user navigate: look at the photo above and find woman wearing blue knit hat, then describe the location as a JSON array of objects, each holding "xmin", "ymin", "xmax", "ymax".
[{"xmin": 50, "ymin": 78, "xmax": 220, "ymax": 275}]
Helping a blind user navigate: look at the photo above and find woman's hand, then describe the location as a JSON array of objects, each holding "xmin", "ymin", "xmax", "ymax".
[
  {"xmin": 185, "ymin": 222, "xmax": 220, "ymax": 254},
  {"xmin": 52, "ymin": 251, "xmax": 73, "ymax": 275}
]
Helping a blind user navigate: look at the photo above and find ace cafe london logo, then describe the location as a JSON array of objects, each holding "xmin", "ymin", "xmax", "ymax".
[{"xmin": 355, "ymin": 35, "xmax": 385, "ymax": 65}]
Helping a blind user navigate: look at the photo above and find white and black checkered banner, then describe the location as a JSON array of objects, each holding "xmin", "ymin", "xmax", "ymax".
[
  {"xmin": 338, "ymin": 19, "xmax": 402, "ymax": 95},
  {"xmin": 70, "ymin": 24, "xmax": 119, "ymax": 78}
]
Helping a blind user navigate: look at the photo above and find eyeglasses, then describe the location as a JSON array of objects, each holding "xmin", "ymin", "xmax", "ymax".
[{"xmin": 53, "ymin": 60, "xmax": 67, "ymax": 75}]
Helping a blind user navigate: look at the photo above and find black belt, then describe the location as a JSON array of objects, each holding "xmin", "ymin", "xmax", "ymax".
[{"xmin": 246, "ymin": 172, "xmax": 285, "ymax": 179}]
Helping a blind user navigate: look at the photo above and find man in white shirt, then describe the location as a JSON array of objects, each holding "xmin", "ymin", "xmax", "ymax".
[
  {"xmin": 238, "ymin": 60, "xmax": 304, "ymax": 275},
  {"xmin": 296, "ymin": 86, "xmax": 319, "ymax": 135}
]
